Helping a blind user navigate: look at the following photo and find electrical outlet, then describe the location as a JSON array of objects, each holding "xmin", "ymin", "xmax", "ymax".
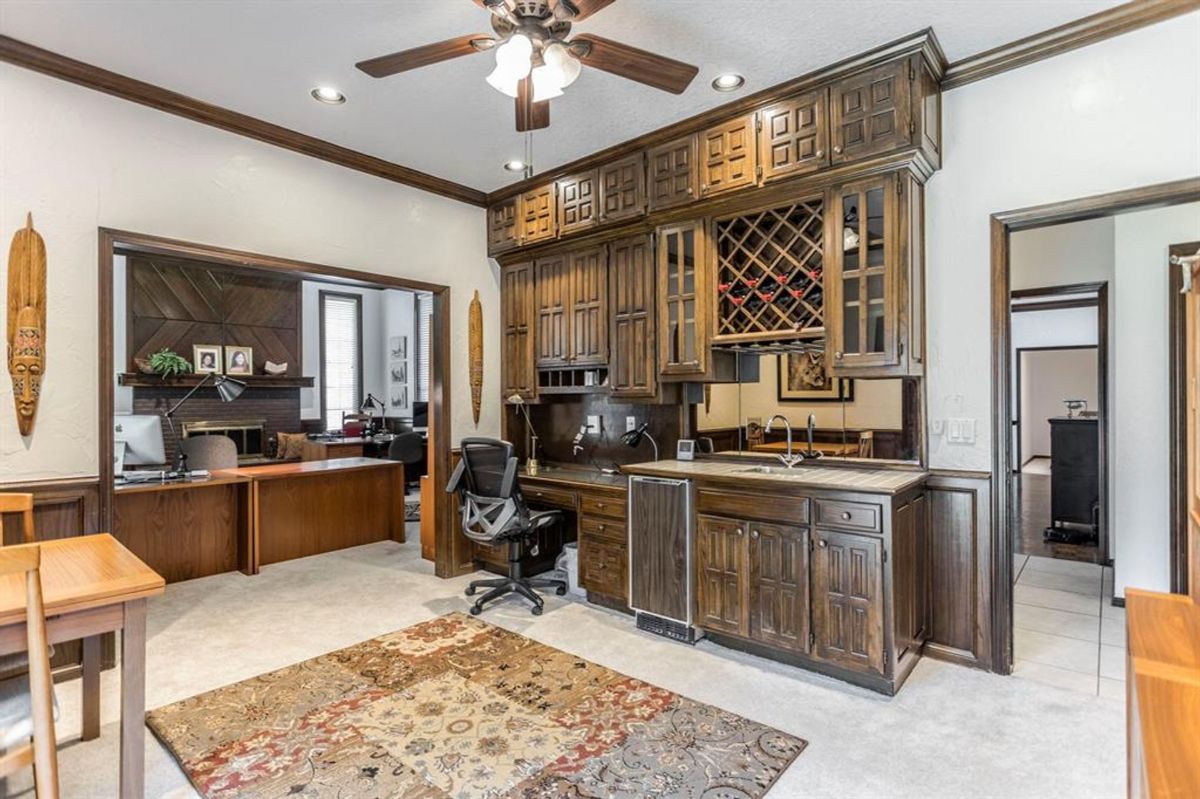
[
  {"xmin": 931, "ymin": 419, "xmax": 945, "ymax": 436},
  {"xmin": 586, "ymin": 415, "xmax": 601, "ymax": 435},
  {"xmin": 626, "ymin": 416, "xmax": 637, "ymax": 432}
]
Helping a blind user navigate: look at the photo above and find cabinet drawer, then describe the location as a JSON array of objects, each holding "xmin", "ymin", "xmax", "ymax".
[
  {"xmin": 581, "ymin": 514, "xmax": 625, "ymax": 544},
  {"xmin": 523, "ymin": 485, "xmax": 577, "ymax": 510},
  {"xmin": 813, "ymin": 499, "xmax": 881, "ymax": 532},
  {"xmin": 579, "ymin": 537, "xmax": 627, "ymax": 599},
  {"xmin": 697, "ymin": 490, "xmax": 809, "ymax": 525},
  {"xmin": 579, "ymin": 492, "xmax": 626, "ymax": 520}
]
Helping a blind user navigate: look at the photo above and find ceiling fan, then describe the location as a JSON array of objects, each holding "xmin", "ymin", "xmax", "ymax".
[{"xmin": 355, "ymin": 0, "xmax": 700, "ymax": 132}]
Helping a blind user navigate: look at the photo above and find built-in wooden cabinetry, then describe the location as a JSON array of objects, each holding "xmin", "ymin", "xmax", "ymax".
[
  {"xmin": 521, "ymin": 184, "xmax": 557, "ymax": 244},
  {"xmin": 648, "ymin": 135, "xmax": 698, "ymax": 211},
  {"xmin": 700, "ymin": 114, "xmax": 757, "ymax": 198},
  {"xmin": 758, "ymin": 89, "xmax": 829, "ymax": 181},
  {"xmin": 534, "ymin": 255, "xmax": 570, "ymax": 367},
  {"xmin": 488, "ymin": 196, "xmax": 521, "ymax": 254},
  {"xmin": 657, "ymin": 221, "xmax": 707, "ymax": 377},
  {"xmin": 500, "ymin": 262, "xmax": 536, "ymax": 401},
  {"xmin": 609, "ymin": 235, "xmax": 658, "ymax": 398},
  {"xmin": 830, "ymin": 60, "xmax": 912, "ymax": 164},
  {"xmin": 557, "ymin": 170, "xmax": 598, "ymax": 235},
  {"xmin": 568, "ymin": 248, "xmax": 608, "ymax": 365},
  {"xmin": 599, "ymin": 153, "xmax": 647, "ymax": 224}
]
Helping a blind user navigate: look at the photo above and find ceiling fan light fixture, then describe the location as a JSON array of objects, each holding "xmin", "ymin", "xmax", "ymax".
[
  {"xmin": 543, "ymin": 42, "xmax": 581, "ymax": 88},
  {"xmin": 486, "ymin": 64, "xmax": 521, "ymax": 98},
  {"xmin": 487, "ymin": 32, "xmax": 533, "ymax": 98},
  {"xmin": 711, "ymin": 72, "xmax": 745, "ymax": 92},
  {"xmin": 531, "ymin": 63, "xmax": 565, "ymax": 102},
  {"xmin": 310, "ymin": 86, "xmax": 346, "ymax": 105}
]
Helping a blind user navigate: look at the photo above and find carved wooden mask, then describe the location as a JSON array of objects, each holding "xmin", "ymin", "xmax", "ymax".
[{"xmin": 7, "ymin": 214, "xmax": 47, "ymax": 437}]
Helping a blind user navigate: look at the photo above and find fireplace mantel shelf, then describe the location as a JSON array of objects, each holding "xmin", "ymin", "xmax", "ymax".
[{"xmin": 119, "ymin": 373, "xmax": 315, "ymax": 389}]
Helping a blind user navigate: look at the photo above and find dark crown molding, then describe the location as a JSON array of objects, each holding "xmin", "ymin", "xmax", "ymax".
[
  {"xmin": 0, "ymin": 35, "xmax": 488, "ymax": 207},
  {"xmin": 943, "ymin": 0, "xmax": 1199, "ymax": 90}
]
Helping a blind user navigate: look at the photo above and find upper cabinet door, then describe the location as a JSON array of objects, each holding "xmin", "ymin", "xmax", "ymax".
[
  {"xmin": 521, "ymin": 184, "xmax": 558, "ymax": 244},
  {"xmin": 830, "ymin": 61, "xmax": 912, "ymax": 165},
  {"xmin": 534, "ymin": 255, "xmax": 570, "ymax": 367},
  {"xmin": 599, "ymin": 153, "xmax": 647, "ymax": 224},
  {"xmin": 700, "ymin": 115, "xmax": 758, "ymax": 198},
  {"xmin": 648, "ymin": 135, "xmax": 698, "ymax": 211},
  {"xmin": 569, "ymin": 247, "xmax": 608, "ymax": 366},
  {"xmin": 759, "ymin": 89, "xmax": 830, "ymax": 182},
  {"xmin": 657, "ymin": 221, "xmax": 709, "ymax": 377},
  {"xmin": 500, "ymin": 262, "xmax": 536, "ymax": 401},
  {"xmin": 487, "ymin": 196, "xmax": 521, "ymax": 254},
  {"xmin": 557, "ymin": 170, "xmax": 599, "ymax": 236},
  {"xmin": 609, "ymin": 234, "xmax": 657, "ymax": 398}
]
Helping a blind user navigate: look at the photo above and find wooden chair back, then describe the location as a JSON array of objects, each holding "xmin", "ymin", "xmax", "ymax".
[
  {"xmin": 0, "ymin": 493, "xmax": 36, "ymax": 545},
  {"xmin": 0, "ymin": 544, "xmax": 59, "ymax": 796},
  {"xmin": 857, "ymin": 431, "xmax": 875, "ymax": 458}
]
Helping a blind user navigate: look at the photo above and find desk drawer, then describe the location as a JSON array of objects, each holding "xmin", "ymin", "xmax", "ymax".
[
  {"xmin": 813, "ymin": 499, "xmax": 882, "ymax": 533},
  {"xmin": 580, "ymin": 536, "xmax": 627, "ymax": 600},
  {"xmin": 697, "ymin": 489, "xmax": 809, "ymax": 525},
  {"xmin": 579, "ymin": 492, "xmax": 626, "ymax": 521},
  {"xmin": 580, "ymin": 514, "xmax": 626, "ymax": 544},
  {"xmin": 523, "ymin": 485, "xmax": 577, "ymax": 510}
]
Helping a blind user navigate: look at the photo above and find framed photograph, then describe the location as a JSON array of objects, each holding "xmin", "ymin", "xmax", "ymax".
[
  {"xmin": 193, "ymin": 344, "xmax": 222, "ymax": 374},
  {"xmin": 390, "ymin": 361, "xmax": 407, "ymax": 384},
  {"xmin": 389, "ymin": 335, "xmax": 407, "ymax": 360},
  {"xmin": 390, "ymin": 387, "xmax": 408, "ymax": 409},
  {"xmin": 777, "ymin": 352, "xmax": 853, "ymax": 402},
  {"xmin": 224, "ymin": 345, "xmax": 254, "ymax": 375}
]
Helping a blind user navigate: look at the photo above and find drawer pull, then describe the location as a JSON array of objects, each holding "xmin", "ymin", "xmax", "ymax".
[
  {"xmin": 595, "ymin": 502, "xmax": 605, "ymax": 509},
  {"xmin": 596, "ymin": 524, "xmax": 607, "ymax": 532},
  {"xmin": 833, "ymin": 145, "xmax": 843, "ymax": 154},
  {"xmin": 841, "ymin": 512, "xmax": 853, "ymax": 521},
  {"xmin": 818, "ymin": 539, "xmax": 827, "ymax": 548}
]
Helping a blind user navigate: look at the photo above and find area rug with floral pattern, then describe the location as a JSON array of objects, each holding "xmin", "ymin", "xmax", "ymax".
[{"xmin": 147, "ymin": 612, "xmax": 806, "ymax": 798}]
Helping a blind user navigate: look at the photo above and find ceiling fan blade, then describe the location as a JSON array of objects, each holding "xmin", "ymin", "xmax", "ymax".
[
  {"xmin": 554, "ymin": 0, "xmax": 617, "ymax": 20},
  {"xmin": 516, "ymin": 76, "xmax": 550, "ymax": 132},
  {"xmin": 572, "ymin": 34, "xmax": 697, "ymax": 94},
  {"xmin": 356, "ymin": 34, "xmax": 493, "ymax": 78}
]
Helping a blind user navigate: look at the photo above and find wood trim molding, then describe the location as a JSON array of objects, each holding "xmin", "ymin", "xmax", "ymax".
[
  {"xmin": 0, "ymin": 35, "xmax": 487, "ymax": 207},
  {"xmin": 943, "ymin": 0, "xmax": 1200, "ymax": 90}
]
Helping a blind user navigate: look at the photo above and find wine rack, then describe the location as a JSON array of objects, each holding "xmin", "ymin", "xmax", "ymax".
[{"xmin": 713, "ymin": 199, "xmax": 825, "ymax": 343}]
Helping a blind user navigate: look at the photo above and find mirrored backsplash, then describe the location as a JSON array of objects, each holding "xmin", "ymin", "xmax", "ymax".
[{"xmin": 696, "ymin": 352, "xmax": 921, "ymax": 463}]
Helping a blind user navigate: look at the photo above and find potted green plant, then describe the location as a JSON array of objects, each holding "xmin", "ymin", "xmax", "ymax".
[{"xmin": 148, "ymin": 348, "xmax": 193, "ymax": 378}]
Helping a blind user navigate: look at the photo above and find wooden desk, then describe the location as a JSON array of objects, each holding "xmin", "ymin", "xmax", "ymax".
[
  {"xmin": 0, "ymin": 534, "xmax": 164, "ymax": 798},
  {"xmin": 751, "ymin": 440, "xmax": 859, "ymax": 457},
  {"xmin": 1126, "ymin": 589, "xmax": 1200, "ymax": 798},
  {"xmin": 222, "ymin": 458, "xmax": 405, "ymax": 570}
]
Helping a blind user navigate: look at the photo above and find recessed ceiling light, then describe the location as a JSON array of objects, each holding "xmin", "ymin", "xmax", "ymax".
[
  {"xmin": 711, "ymin": 73, "xmax": 745, "ymax": 92},
  {"xmin": 310, "ymin": 86, "xmax": 346, "ymax": 105},
  {"xmin": 503, "ymin": 160, "xmax": 527, "ymax": 173}
]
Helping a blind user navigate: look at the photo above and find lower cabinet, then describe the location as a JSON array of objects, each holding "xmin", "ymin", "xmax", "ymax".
[
  {"xmin": 577, "ymin": 487, "xmax": 629, "ymax": 608},
  {"xmin": 811, "ymin": 528, "xmax": 884, "ymax": 676}
]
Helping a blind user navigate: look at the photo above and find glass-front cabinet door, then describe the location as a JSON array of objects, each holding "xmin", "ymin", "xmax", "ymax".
[
  {"xmin": 827, "ymin": 175, "xmax": 899, "ymax": 373},
  {"xmin": 657, "ymin": 221, "xmax": 708, "ymax": 377}
]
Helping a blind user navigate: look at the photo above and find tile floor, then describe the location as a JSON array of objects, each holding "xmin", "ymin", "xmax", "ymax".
[{"xmin": 1012, "ymin": 552, "xmax": 1125, "ymax": 699}]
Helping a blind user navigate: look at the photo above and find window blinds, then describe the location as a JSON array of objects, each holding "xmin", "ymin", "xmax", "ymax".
[
  {"xmin": 322, "ymin": 293, "xmax": 361, "ymax": 430},
  {"xmin": 416, "ymin": 293, "xmax": 432, "ymax": 403}
]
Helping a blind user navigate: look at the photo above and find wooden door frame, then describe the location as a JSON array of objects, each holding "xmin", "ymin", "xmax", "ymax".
[
  {"xmin": 1169, "ymin": 241, "xmax": 1200, "ymax": 596},
  {"xmin": 990, "ymin": 177, "xmax": 1200, "ymax": 673},
  {"xmin": 97, "ymin": 228, "xmax": 463, "ymax": 578}
]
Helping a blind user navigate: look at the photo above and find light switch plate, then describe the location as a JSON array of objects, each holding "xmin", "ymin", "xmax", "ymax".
[
  {"xmin": 946, "ymin": 418, "xmax": 977, "ymax": 444},
  {"xmin": 626, "ymin": 416, "xmax": 637, "ymax": 432},
  {"xmin": 586, "ymin": 415, "xmax": 601, "ymax": 435}
]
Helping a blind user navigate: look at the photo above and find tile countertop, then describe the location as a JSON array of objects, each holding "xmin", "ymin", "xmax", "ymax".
[
  {"xmin": 620, "ymin": 458, "xmax": 927, "ymax": 495},
  {"xmin": 520, "ymin": 465, "xmax": 628, "ymax": 489}
]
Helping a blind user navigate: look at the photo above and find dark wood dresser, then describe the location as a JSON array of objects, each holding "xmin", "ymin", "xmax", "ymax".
[{"xmin": 1046, "ymin": 416, "xmax": 1099, "ymax": 542}]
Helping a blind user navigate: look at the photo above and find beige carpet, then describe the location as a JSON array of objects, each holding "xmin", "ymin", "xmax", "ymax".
[{"xmin": 147, "ymin": 612, "xmax": 806, "ymax": 798}]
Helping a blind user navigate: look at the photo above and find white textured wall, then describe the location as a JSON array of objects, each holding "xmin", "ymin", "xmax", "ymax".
[
  {"xmin": 1112, "ymin": 203, "xmax": 1200, "ymax": 596},
  {"xmin": 0, "ymin": 64, "xmax": 496, "ymax": 482},
  {"xmin": 926, "ymin": 12, "xmax": 1200, "ymax": 472},
  {"xmin": 1019, "ymin": 348, "xmax": 1098, "ymax": 460}
]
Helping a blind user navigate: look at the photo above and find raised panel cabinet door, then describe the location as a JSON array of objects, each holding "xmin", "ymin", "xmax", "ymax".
[
  {"xmin": 759, "ymin": 89, "xmax": 829, "ymax": 181},
  {"xmin": 488, "ymin": 197, "xmax": 520, "ymax": 253},
  {"xmin": 826, "ymin": 174, "xmax": 900, "ymax": 374},
  {"xmin": 569, "ymin": 247, "xmax": 608, "ymax": 366},
  {"xmin": 648, "ymin": 135, "xmax": 697, "ymax": 211},
  {"xmin": 557, "ymin": 170, "xmax": 599, "ymax": 235},
  {"xmin": 579, "ymin": 535, "xmax": 627, "ymax": 601},
  {"xmin": 657, "ymin": 221, "xmax": 709, "ymax": 376},
  {"xmin": 695, "ymin": 514, "xmax": 748, "ymax": 637},
  {"xmin": 500, "ymin": 262, "xmax": 536, "ymax": 400},
  {"xmin": 521, "ymin": 184, "xmax": 558, "ymax": 244},
  {"xmin": 830, "ymin": 61, "xmax": 912, "ymax": 165},
  {"xmin": 609, "ymin": 235, "xmax": 657, "ymax": 398},
  {"xmin": 534, "ymin": 255, "xmax": 570, "ymax": 367},
  {"xmin": 749, "ymin": 522, "xmax": 810, "ymax": 653},
  {"xmin": 811, "ymin": 529, "xmax": 885, "ymax": 676},
  {"xmin": 599, "ymin": 153, "xmax": 647, "ymax": 223},
  {"xmin": 700, "ymin": 114, "xmax": 758, "ymax": 197}
]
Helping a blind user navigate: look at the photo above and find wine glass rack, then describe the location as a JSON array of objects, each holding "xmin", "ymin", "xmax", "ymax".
[{"xmin": 713, "ymin": 199, "xmax": 825, "ymax": 344}]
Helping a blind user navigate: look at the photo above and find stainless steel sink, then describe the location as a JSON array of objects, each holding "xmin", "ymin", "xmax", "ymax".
[{"xmin": 737, "ymin": 465, "xmax": 803, "ymax": 475}]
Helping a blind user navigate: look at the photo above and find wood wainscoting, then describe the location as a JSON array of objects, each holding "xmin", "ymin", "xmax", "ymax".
[
  {"xmin": 923, "ymin": 470, "xmax": 995, "ymax": 671},
  {"xmin": 0, "ymin": 477, "xmax": 116, "ymax": 679}
]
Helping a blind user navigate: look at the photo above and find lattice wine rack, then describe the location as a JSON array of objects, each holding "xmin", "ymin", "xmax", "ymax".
[{"xmin": 714, "ymin": 200, "xmax": 825, "ymax": 343}]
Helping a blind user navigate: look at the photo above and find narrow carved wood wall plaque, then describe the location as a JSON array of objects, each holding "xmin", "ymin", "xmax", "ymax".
[
  {"xmin": 469, "ymin": 290, "xmax": 483, "ymax": 426},
  {"xmin": 7, "ymin": 213, "xmax": 47, "ymax": 436}
]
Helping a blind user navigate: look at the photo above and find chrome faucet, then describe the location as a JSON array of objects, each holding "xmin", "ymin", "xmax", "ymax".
[
  {"xmin": 806, "ymin": 414, "xmax": 822, "ymax": 459},
  {"xmin": 765, "ymin": 414, "xmax": 804, "ymax": 468}
]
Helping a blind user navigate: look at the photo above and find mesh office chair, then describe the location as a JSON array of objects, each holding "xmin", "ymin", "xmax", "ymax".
[{"xmin": 446, "ymin": 438, "xmax": 566, "ymax": 616}]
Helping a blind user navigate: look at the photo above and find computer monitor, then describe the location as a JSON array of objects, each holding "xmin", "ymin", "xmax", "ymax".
[
  {"xmin": 412, "ymin": 401, "xmax": 429, "ymax": 429},
  {"xmin": 114, "ymin": 415, "xmax": 166, "ymax": 468}
]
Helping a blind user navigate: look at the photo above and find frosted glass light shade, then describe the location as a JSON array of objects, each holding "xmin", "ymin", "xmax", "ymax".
[
  {"xmin": 487, "ymin": 65, "xmax": 521, "ymax": 97},
  {"xmin": 543, "ymin": 42, "xmax": 581, "ymax": 88},
  {"xmin": 531, "ymin": 64, "xmax": 564, "ymax": 102}
]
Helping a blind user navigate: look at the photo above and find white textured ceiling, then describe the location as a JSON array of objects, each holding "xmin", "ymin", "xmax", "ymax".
[{"xmin": 0, "ymin": 0, "xmax": 1123, "ymax": 193}]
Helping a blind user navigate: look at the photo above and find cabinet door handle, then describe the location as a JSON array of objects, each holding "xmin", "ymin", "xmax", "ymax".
[
  {"xmin": 816, "ymin": 149, "xmax": 825, "ymax": 158},
  {"xmin": 834, "ymin": 351, "xmax": 844, "ymax": 361},
  {"xmin": 841, "ymin": 511, "xmax": 853, "ymax": 521},
  {"xmin": 687, "ymin": 186, "xmax": 694, "ymax": 195},
  {"xmin": 817, "ymin": 539, "xmax": 827, "ymax": 548},
  {"xmin": 751, "ymin": 529, "xmax": 760, "ymax": 539},
  {"xmin": 737, "ymin": 528, "xmax": 744, "ymax": 537},
  {"xmin": 833, "ymin": 145, "xmax": 843, "ymax": 154},
  {"xmin": 597, "ymin": 524, "xmax": 607, "ymax": 532}
]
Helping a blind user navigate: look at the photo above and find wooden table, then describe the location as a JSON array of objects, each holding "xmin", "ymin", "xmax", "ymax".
[
  {"xmin": 0, "ymin": 534, "xmax": 164, "ymax": 798},
  {"xmin": 751, "ymin": 440, "xmax": 860, "ymax": 457}
]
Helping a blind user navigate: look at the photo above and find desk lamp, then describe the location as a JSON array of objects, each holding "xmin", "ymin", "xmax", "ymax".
[
  {"xmin": 507, "ymin": 394, "xmax": 540, "ymax": 476},
  {"xmin": 163, "ymin": 373, "xmax": 246, "ymax": 476}
]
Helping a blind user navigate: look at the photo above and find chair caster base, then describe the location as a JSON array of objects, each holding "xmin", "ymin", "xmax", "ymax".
[
  {"xmin": 555, "ymin": 585, "xmax": 566, "ymax": 596},
  {"xmin": 469, "ymin": 604, "xmax": 482, "ymax": 616},
  {"xmin": 465, "ymin": 586, "xmax": 476, "ymax": 596},
  {"xmin": 531, "ymin": 604, "xmax": 543, "ymax": 616}
]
